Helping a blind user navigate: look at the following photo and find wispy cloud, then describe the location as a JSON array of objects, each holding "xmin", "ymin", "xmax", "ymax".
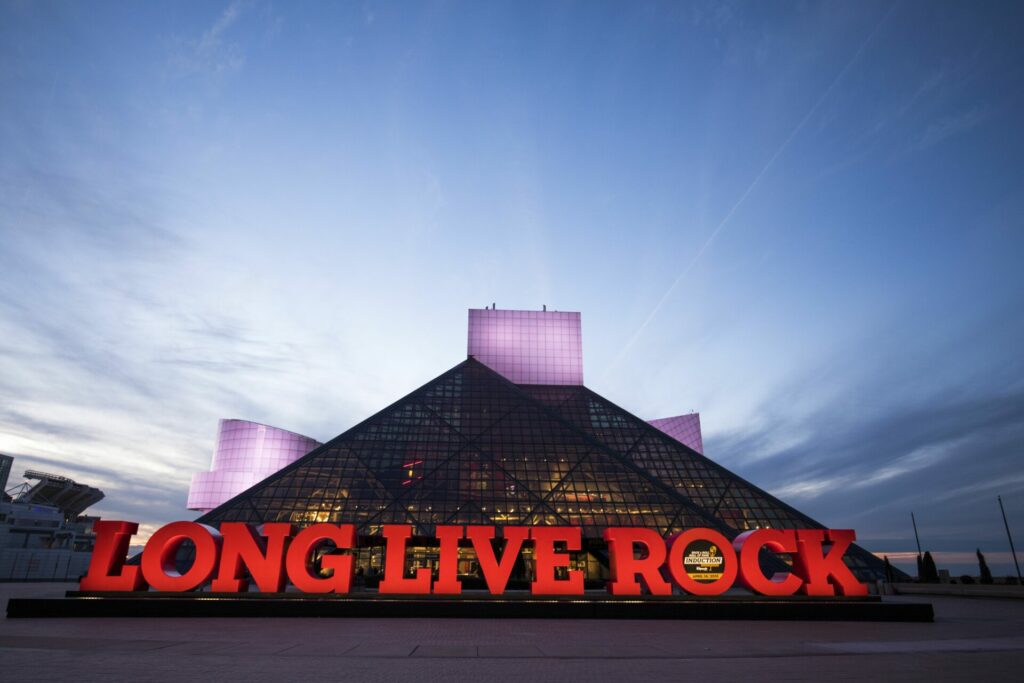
[
  {"xmin": 711, "ymin": 356, "xmax": 1024, "ymax": 556},
  {"xmin": 916, "ymin": 105, "xmax": 993, "ymax": 150},
  {"xmin": 0, "ymin": 150, "xmax": 327, "ymax": 527},
  {"xmin": 167, "ymin": 0, "xmax": 249, "ymax": 79},
  {"xmin": 603, "ymin": 3, "xmax": 898, "ymax": 378}
]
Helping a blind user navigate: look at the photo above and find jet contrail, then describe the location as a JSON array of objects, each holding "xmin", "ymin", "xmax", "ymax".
[{"xmin": 605, "ymin": 4, "xmax": 899, "ymax": 376}]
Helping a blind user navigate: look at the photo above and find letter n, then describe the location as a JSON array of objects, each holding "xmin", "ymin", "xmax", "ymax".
[{"xmin": 211, "ymin": 523, "xmax": 292, "ymax": 592}]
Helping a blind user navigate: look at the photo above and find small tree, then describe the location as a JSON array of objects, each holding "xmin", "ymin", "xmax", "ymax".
[
  {"xmin": 883, "ymin": 556, "xmax": 895, "ymax": 583},
  {"xmin": 977, "ymin": 549, "xmax": 994, "ymax": 584},
  {"xmin": 922, "ymin": 551, "xmax": 940, "ymax": 583}
]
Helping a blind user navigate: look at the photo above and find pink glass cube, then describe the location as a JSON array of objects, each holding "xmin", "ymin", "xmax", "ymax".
[{"xmin": 468, "ymin": 308, "xmax": 583, "ymax": 385}]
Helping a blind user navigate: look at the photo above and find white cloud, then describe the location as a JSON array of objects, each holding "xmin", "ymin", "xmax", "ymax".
[
  {"xmin": 917, "ymin": 106, "xmax": 992, "ymax": 150},
  {"xmin": 167, "ymin": 0, "xmax": 249, "ymax": 79}
]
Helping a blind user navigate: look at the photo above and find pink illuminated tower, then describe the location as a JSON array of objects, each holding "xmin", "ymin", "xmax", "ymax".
[
  {"xmin": 187, "ymin": 419, "xmax": 321, "ymax": 512},
  {"xmin": 467, "ymin": 307, "xmax": 583, "ymax": 385}
]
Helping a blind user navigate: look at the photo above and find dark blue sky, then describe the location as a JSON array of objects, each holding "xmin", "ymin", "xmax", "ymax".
[{"xmin": 2, "ymin": 1, "xmax": 1023, "ymax": 575}]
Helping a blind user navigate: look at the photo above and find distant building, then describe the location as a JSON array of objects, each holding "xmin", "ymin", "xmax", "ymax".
[
  {"xmin": 0, "ymin": 455, "xmax": 104, "ymax": 581},
  {"xmin": 0, "ymin": 453, "xmax": 12, "ymax": 496}
]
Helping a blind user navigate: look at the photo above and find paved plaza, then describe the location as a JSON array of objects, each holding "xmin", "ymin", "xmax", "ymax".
[{"xmin": 1, "ymin": 583, "xmax": 1022, "ymax": 681}]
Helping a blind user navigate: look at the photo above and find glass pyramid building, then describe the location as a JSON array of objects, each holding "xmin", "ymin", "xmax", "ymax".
[{"xmin": 193, "ymin": 308, "xmax": 895, "ymax": 584}]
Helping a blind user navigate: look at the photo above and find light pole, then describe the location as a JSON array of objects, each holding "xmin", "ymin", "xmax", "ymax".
[
  {"xmin": 911, "ymin": 511, "xmax": 923, "ymax": 554},
  {"xmin": 998, "ymin": 495, "xmax": 1022, "ymax": 584},
  {"xmin": 911, "ymin": 511, "xmax": 923, "ymax": 579}
]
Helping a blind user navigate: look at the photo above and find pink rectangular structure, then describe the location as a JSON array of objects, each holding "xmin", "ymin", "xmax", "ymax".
[{"xmin": 468, "ymin": 308, "xmax": 583, "ymax": 385}]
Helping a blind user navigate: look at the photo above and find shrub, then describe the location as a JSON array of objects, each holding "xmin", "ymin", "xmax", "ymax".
[{"xmin": 977, "ymin": 549, "xmax": 994, "ymax": 585}]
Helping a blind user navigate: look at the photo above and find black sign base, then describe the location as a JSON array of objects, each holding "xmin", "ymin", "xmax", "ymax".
[{"xmin": 7, "ymin": 591, "xmax": 933, "ymax": 622}]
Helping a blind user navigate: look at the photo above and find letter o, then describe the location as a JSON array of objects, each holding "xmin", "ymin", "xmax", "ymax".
[
  {"xmin": 141, "ymin": 522, "xmax": 222, "ymax": 592},
  {"xmin": 666, "ymin": 528, "xmax": 737, "ymax": 596}
]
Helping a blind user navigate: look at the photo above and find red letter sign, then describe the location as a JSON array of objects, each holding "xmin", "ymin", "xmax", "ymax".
[
  {"xmin": 466, "ymin": 526, "xmax": 529, "ymax": 595},
  {"xmin": 433, "ymin": 525, "xmax": 464, "ymax": 595},
  {"xmin": 378, "ymin": 524, "xmax": 432, "ymax": 594},
  {"xmin": 531, "ymin": 527, "xmax": 584, "ymax": 595},
  {"xmin": 733, "ymin": 529, "xmax": 803, "ymax": 596},
  {"xmin": 141, "ymin": 522, "xmax": 222, "ymax": 592},
  {"xmin": 80, "ymin": 520, "xmax": 145, "ymax": 591},
  {"xmin": 793, "ymin": 529, "xmax": 868, "ymax": 596},
  {"xmin": 79, "ymin": 519, "xmax": 874, "ymax": 600},
  {"xmin": 211, "ymin": 523, "xmax": 292, "ymax": 593},
  {"xmin": 603, "ymin": 527, "xmax": 671, "ymax": 595},
  {"xmin": 284, "ymin": 523, "xmax": 356, "ymax": 593}
]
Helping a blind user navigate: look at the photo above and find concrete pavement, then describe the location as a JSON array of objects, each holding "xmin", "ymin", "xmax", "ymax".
[{"xmin": 1, "ymin": 583, "xmax": 1021, "ymax": 681}]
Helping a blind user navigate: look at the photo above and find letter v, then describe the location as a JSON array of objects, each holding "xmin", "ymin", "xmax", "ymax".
[{"xmin": 466, "ymin": 526, "xmax": 529, "ymax": 595}]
